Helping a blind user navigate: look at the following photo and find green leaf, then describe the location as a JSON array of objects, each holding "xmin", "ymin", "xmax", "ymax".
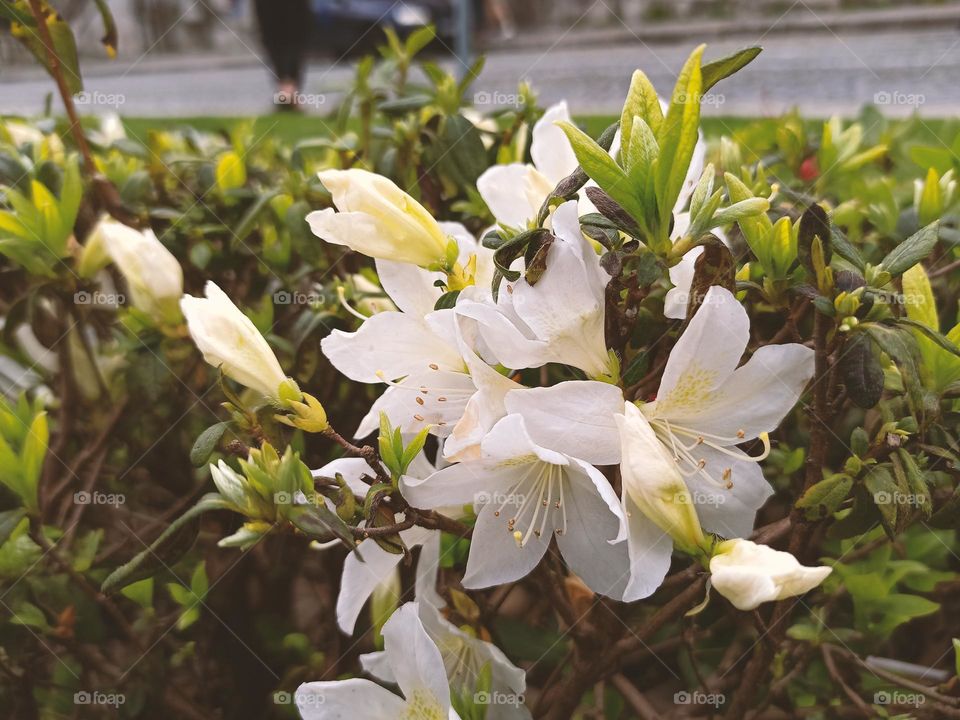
[
  {"xmin": 881, "ymin": 222, "xmax": 940, "ymax": 276},
  {"xmin": 830, "ymin": 225, "xmax": 866, "ymax": 272},
  {"xmin": 120, "ymin": 578, "xmax": 154, "ymax": 609},
  {"xmin": 796, "ymin": 473, "xmax": 852, "ymax": 520},
  {"xmin": 620, "ymin": 69, "xmax": 663, "ymax": 154},
  {"xmin": 91, "ymin": 0, "xmax": 118, "ymax": 57},
  {"xmin": 286, "ymin": 503, "xmax": 356, "ymax": 550},
  {"xmin": 11, "ymin": 4, "xmax": 84, "ymax": 95},
  {"xmin": 655, "ymin": 45, "xmax": 704, "ymax": 225},
  {"xmin": 556, "ymin": 121, "xmax": 645, "ymax": 223},
  {"xmin": 101, "ymin": 493, "xmax": 231, "ymax": 594},
  {"xmin": 0, "ymin": 509, "xmax": 27, "ymax": 548},
  {"xmin": 19, "ymin": 411, "xmax": 47, "ymax": 512},
  {"xmin": 189, "ymin": 422, "xmax": 230, "ymax": 467},
  {"xmin": 700, "ymin": 46, "xmax": 762, "ymax": 92}
]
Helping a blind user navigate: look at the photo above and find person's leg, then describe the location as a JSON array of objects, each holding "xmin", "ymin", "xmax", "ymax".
[
  {"xmin": 278, "ymin": 0, "xmax": 311, "ymax": 89},
  {"xmin": 253, "ymin": 0, "xmax": 285, "ymax": 80}
]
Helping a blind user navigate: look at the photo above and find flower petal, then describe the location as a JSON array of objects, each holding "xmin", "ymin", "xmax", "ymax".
[
  {"xmin": 653, "ymin": 286, "xmax": 749, "ymax": 418},
  {"xmin": 375, "ymin": 258, "xmax": 442, "ymax": 317},
  {"xmin": 531, "ymin": 101, "xmax": 579, "ymax": 184},
  {"xmin": 337, "ymin": 537, "xmax": 405, "ymax": 634},
  {"xmin": 622, "ymin": 493, "xmax": 676, "ymax": 602},
  {"xmin": 383, "ymin": 602, "xmax": 451, "ymax": 710},
  {"xmin": 504, "ymin": 381, "xmax": 624, "ymax": 465},
  {"xmin": 664, "ymin": 245, "xmax": 701, "ymax": 321},
  {"xmin": 294, "ymin": 679, "xmax": 404, "ymax": 719},
  {"xmin": 321, "ymin": 311, "xmax": 464, "ymax": 384},
  {"xmin": 400, "ymin": 460, "xmax": 514, "ymax": 510},
  {"xmin": 556, "ymin": 461, "xmax": 630, "ymax": 599},
  {"xmin": 477, "ymin": 164, "xmax": 542, "ymax": 228},
  {"xmin": 668, "ymin": 343, "xmax": 815, "ymax": 442},
  {"xmin": 463, "ymin": 501, "xmax": 550, "ymax": 589},
  {"xmin": 354, "ymin": 369, "xmax": 476, "ymax": 438},
  {"xmin": 681, "ymin": 446, "xmax": 774, "ymax": 539}
]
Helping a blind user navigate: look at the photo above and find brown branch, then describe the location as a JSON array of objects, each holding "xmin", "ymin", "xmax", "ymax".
[{"xmin": 611, "ymin": 674, "xmax": 662, "ymax": 720}]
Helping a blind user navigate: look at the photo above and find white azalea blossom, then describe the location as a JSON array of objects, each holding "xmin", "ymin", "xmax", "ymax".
[
  {"xmin": 709, "ymin": 539, "xmax": 832, "ymax": 610},
  {"xmin": 295, "ymin": 602, "xmax": 461, "ymax": 720},
  {"xmin": 502, "ymin": 286, "xmax": 813, "ymax": 597},
  {"xmin": 640, "ymin": 286, "xmax": 814, "ymax": 537},
  {"xmin": 180, "ymin": 281, "xmax": 289, "ymax": 401},
  {"xmin": 308, "ymin": 168, "xmax": 453, "ymax": 268},
  {"xmin": 93, "ymin": 219, "xmax": 184, "ymax": 324},
  {"xmin": 477, "ymin": 101, "xmax": 580, "ymax": 229},
  {"xmin": 401, "ymin": 414, "xmax": 629, "ymax": 598},
  {"xmin": 362, "ymin": 601, "xmax": 530, "ymax": 720},
  {"xmin": 456, "ymin": 201, "xmax": 616, "ymax": 381},
  {"xmin": 321, "ymin": 233, "xmax": 514, "ymax": 441}
]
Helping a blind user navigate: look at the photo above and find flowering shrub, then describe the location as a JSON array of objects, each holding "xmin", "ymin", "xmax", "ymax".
[{"xmin": 3, "ymin": 8, "xmax": 960, "ymax": 719}]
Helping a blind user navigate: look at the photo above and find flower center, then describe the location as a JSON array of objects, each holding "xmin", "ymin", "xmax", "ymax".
[
  {"xmin": 648, "ymin": 417, "xmax": 770, "ymax": 491},
  {"xmin": 491, "ymin": 461, "xmax": 567, "ymax": 546}
]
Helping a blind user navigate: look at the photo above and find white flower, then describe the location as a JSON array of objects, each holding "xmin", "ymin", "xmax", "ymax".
[
  {"xmin": 362, "ymin": 602, "xmax": 530, "ymax": 720},
  {"xmin": 477, "ymin": 101, "xmax": 579, "ymax": 229},
  {"xmin": 640, "ymin": 286, "xmax": 814, "ymax": 538},
  {"xmin": 180, "ymin": 281, "xmax": 288, "ymax": 401},
  {"xmin": 321, "ymin": 239, "xmax": 515, "ymax": 442},
  {"xmin": 709, "ymin": 538, "xmax": 832, "ymax": 611},
  {"xmin": 456, "ymin": 201, "xmax": 616, "ymax": 381},
  {"xmin": 401, "ymin": 414, "xmax": 629, "ymax": 598},
  {"xmin": 295, "ymin": 602, "xmax": 461, "ymax": 720},
  {"xmin": 93, "ymin": 219, "xmax": 183, "ymax": 323},
  {"xmin": 501, "ymin": 287, "xmax": 814, "ymax": 598},
  {"xmin": 308, "ymin": 168, "xmax": 452, "ymax": 268}
]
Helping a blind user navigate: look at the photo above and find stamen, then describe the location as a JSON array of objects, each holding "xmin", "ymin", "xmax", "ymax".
[{"xmin": 336, "ymin": 286, "xmax": 371, "ymax": 321}]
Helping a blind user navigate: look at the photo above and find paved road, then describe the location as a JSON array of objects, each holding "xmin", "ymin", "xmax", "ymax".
[{"xmin": 1, "ymin": 28, "xmax": 959, "ymax": 118}]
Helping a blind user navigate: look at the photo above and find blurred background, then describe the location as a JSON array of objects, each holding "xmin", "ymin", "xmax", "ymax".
[{"xmin": 1, "ymin": 0, "xmax": 959, "ymax": 119}]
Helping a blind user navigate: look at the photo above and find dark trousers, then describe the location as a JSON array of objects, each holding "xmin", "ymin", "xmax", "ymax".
[{"xmin": 254, "ymin": 0, "xmax": 311, "ymax": 85}]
